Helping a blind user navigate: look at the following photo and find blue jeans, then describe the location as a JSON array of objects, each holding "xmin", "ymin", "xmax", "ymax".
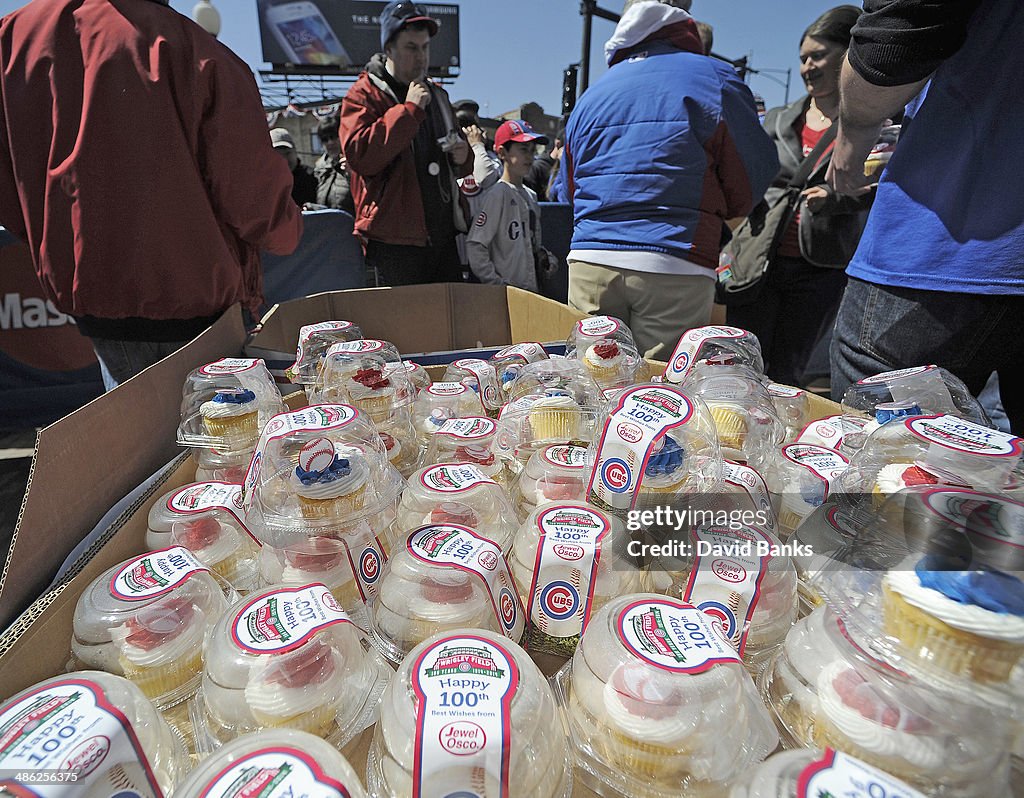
[
  {"xmin": 830, "ymin": 278, "xmax": 1024, "ymax": 433},
  {"xmin": 90, "ymin": 338, "xmax": 189, "ymax": 391}
]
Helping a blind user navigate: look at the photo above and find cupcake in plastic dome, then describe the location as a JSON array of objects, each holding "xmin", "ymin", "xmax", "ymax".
[
  {"xmin": 173, "ymin": 729, "xmax": 368, "ymax": 798},
  {"xmin": 586, "ymin": 384, "xmax": 722, "ymax": 518},
  {"xmin": 566, "ymin": 316, "xmax": 643, "ymax": 391},
  {"xmin": 423, "ymin": 416, "xmax": 511, "ymax": 484},
  {"xmin": 836, "ymin": 414, "xmax": 1024, "ymax": 510},
  {"xmin": 759, "ymin": 605, "xmax": 844, "ymax": 747},
  {"xmin": 562, "ymin": 594, "xmax": 778, "ymax": 797},
  {"xmin": 388, "ymin": 359, "xmax": 430, "ymax": 399},
  {"xmin": 375, "ymin": 408, "xmax": 421, "ymax": 477},
  {"xmin": 369, "ymin": 525, "xmax": 525, "ymax": 664},
  {"xmin": 793, "ymin": 413, "xmax": 872, "ymax": 454},
  {"xmin": 198, "ymin": 584, "xmax": 388, "ymax": 748},
  {"xmin": 730, "ymin": 748, "xmax": 928, "ymax": 798},
  {"xmin": 515, "ymin": 443, "xmax": 590, "ymax": 515},
  {"xmin": 257, "ymin": 522, "xmax": 388, "ymax": 629},
  {"xmin": 193, "ymin": 443, "xmax": 253, "ymax": 483},
  {"xmin": 306, "ymin": 340, "xmax": 408, "ymax": 423},
  {"xmin": 367, "ymin": 629, "xmax": 572, "ymax": 798},
  {"xmin": 442, "ymin": 357, "xmax": 504, "ymax": 413},
  {"xmin": 510, "ymin": 502, "xmax": 642, "ymax": 656},
  {"xmin": 71, "ymin": 547, "xmax": 235, "ymax": 708},
  {"xmin": 0, "ymin": 671, "xmax": 189, "ymax": 797},
  {"xmin": 642, "ymin": 524, "xmax": 798, "ymax": 672},
  {"xmin": 720, "ymin": 460, "xmax": 781, "ymax": 539},
  {"xmin": 179, "ymin": 359, "xmax": 284, "ymax": 451},
  {"xmin": 809, "ymin": 603, "xmax": 1014, "ymax": 795},
  {"xmin": 566, "ymin": 314, "xmax": 636, "ymax": 357},
  {"xmin": 395, "ymin": 463, "xmax": 519, "ymax": 551},
  {"xmin": 284, "ymin": 320, "xmax": 364, "ymax": 385},
  {"xmin": 764, "ymin": 443, "xmax": 850, "ymax": 538},
  {"xmin": 241, "ymin": 404, "xmax": 404, "ymax": 540},
  {"xmin": 411, "ymin": 380, "xmax": 486, "ymax": 444},
  {"xmin": 497, "ymin": 385, "xmax": 602, "ymax": 466},
  {"xmin": 662, "ymin": 325, "xmax": 764, "ymax": 386},
  {"xmin": 684, "ymin": 366, "xmax": 784, "ymax": 463},
  {"xmin": 490, "ymin": 341, "xmax": 549, "ymax": 396},
  {"xmin": 842, "ymin": 365, "xmax": 991, "ymax": 428},
  {"xmin": 147, "ymin": 481, "xmax": 258, "ymax": 589}
]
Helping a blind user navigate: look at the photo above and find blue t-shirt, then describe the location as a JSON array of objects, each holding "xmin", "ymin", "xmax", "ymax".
[{"xmin": 847, "ymin": 0, "xmax": 1024, "ymax": 295}]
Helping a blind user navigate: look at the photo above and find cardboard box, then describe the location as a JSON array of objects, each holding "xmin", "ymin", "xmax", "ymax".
[{"xmin": 0, "ymin": 285, "xmax": 587, "ymax": 631}]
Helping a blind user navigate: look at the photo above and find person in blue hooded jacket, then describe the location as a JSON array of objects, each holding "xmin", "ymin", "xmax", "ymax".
[{"xmin": 561, "ymin": 0, "xmax": 778, "ymax": 359}]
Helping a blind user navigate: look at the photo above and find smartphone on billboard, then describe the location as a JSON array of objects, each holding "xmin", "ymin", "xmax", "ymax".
[{"xmin": 265, "ymin": 1, "xmax": 350, "ymax": 67}]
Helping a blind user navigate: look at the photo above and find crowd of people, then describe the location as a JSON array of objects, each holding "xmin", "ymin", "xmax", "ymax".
[{"xmin": 0, "ymin": 0, "xmax": 1019, "ymax": 433}]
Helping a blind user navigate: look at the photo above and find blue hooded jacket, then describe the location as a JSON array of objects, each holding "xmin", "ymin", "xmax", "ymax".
[{"xmin": 560, "ymin": 4, "xmax": 778, "ymax": 272}]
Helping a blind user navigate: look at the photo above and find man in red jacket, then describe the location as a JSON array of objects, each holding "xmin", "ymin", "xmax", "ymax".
[
  {"xmin": 340, "ymin": 1, "xmax": 472, "ymax": 286},
  {"xmin": 0, "ymin": 0, "xmax": 302, "ymax": 390}
]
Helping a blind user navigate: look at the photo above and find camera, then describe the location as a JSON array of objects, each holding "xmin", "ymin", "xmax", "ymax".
[{"xmin": 437, "ymin": 130, "xmax": 461, "ymax": 153}]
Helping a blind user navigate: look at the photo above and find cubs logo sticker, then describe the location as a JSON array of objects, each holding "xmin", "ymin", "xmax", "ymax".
[
  {"xmin": 540, "ymin": 581, "xmax": 579, "ymax": 621},
  {"xmin": 601, "ymin": 457, "xmax": 631, "ymax": 493},
  {"xmin": 359, "ymin": 547, "xmax": 382, "ymax": 584},
  {"xmin": 475, "ymin": 211, "xmax": 488, "ymax": 227},
  {"xmin": 498, "ymin": 587, "xmax": 518, "ymax": 631},
  {"xmin": 697, "ymin": 599, "xmax": 739, "ymax": 641}
]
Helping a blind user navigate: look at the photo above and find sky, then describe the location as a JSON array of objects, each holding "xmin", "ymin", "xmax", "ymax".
[{"xmin": 0, "ymin": 0, "xmax": 849, "ymax": 114}]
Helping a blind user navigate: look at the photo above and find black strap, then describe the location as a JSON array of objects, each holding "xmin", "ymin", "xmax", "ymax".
[{"xmin": 787, "ymin": 123, "xmax": 837, "ymax": 189}]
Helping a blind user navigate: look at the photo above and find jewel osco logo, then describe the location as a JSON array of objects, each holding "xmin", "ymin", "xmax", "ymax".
[
  {"xmin": 540, "ymin": 581, "xmax": 579, "ymax": 620},
  {"xmin": 601, "ymin": 458, "xmax": 631, "ymax": 493}
]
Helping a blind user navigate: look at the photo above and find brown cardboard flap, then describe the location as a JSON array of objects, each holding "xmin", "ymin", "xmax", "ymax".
[
  {"xmin": 505, "ymin": 286, "xmax": 587, "ymax": 344},
  {"xmin": 0, "ymin": 455, "xmax": 198, "ymax": 698},
  {"xmin": 0, "ymin": 308, "xmax": 247, "ymax": 629},
  {"xmin": 252, "ymin": 284, "xmax": 520, "ymax": 357}
]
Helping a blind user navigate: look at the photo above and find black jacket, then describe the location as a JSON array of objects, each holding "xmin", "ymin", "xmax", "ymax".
[{"xmin": 763, "ymin": 96, "xmax": 873, "ymax": 268}]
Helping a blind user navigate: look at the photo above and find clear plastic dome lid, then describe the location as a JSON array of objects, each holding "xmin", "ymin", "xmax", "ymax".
[
  {"xmin": 794, "ymin": 413, "xmax": 871, "ymax": 452},
  {"xmin": 178, "ymin": 359, "xmax": 285, "ymax": 451},
  {"xmin": 685, "ymin": 370, "xmax": 784, "ymax": 462},
  {"xmin": 564, "ymin": 318, "xmax": 643, "ymax": 392},
  {"xmin": 284, "ymin": 321, "xmax": 364, "ymax": 384},
  {"xmin": 565, "ymin": 314, "xmax": 637, "ymax": 354},
  {"xmin": 370, "ymin": 525, "xmax": 525, "ymax": 664},
  {"xmin": 172, "ymin": 729, "xmax": 368, "ymax": 798},
  {"xmin": 765, "ymin": 444, "xmax": 850, "ymax": 536},
  {"xmin": 642, "ymin": 524, "xmax": 797, "ymax": 660},
  {"xmin": 199, "ymin": 584, "xmax": 388, "ymax": 747},
  {"xmin": 510, "ymin": 502, "xmax": 641, "ymax": 654},
  {"xmin": 506, "ymin": 357, "xmax": 605, "ymax": 408},
  {"xmin": 836, "ymin": 414, "xmax": 1024, "ymax": 502},
  {"xmin": 585, "ymin": 384, "xmax": 723, "ymax": 517},
  {"xmin": 367, "ymin": 629, "xmax": 571, "ymax": 798},
  {"xmin": 441, "ymin": 358, "xmax": 504, "ymax": 411},
  {"xmin": 374, "ymin": 408, "xmax": 422, "ymax": 478},
  {"xmin": 71, "ymin": 548, "xmax": 235, "ymax": 708},
  {"xmin": 811, "ymin": 605, "xmax": 1015, "ymax": 790},
  {"xmin": 561, "ymin": 594, "xmax": 778, "ymax": 795},
  {"xmin": 147, "ymin": 477, "xmax": 250, "ymax": 544},
  {"xmin": 306, "ymin": 340, "xmax": 411, "ymax": 424},
  {"xmin": 423, "ymin": 415, "xmax": 497, "ymax": 459},
  {"xmin": 729, "ymin": 748, "xmax": 927, "ymax": 798},
  {"xmin": 241, "ymin": 404, "xmax": 405, "ymax": 536},
  {"xmin": 515, "ymin": 444, "xmax": 590, "ymax": 513},
  {"xmin": 842, "ymin": 365, "xmax": 991, "ymax": 427},
  {"xmin": 256, "ymin": 519, "xmax": 390, "ymax": 630},
  {"xmin": 490, "ymin": 342, "xmax": 549, "ymax": 395},
  {"xmin": 721, "ymin": 460, "xmax": 781, "ymax": 539},
  {"xmin": 396, "ymin": 464, "xmax": 519, "ymax": 551},
  {"xmin": 0, "ymin": 671, "xmax": 189, "ymax": 797},
  {"xmin": 766, "ymin": 383, "xmax": 811, "ymax": 434},
  {"xmin": 495, "ymin": 390, "xmax": 601, "ymax": 463},
  {"xmin": 663, "ymin": 326, "xmax": 764, "ymax": 385},
  {"xmin": 390, "ymin": 359, "xmax": 430, "ymax": 397},
  {"xmin": 410, "ymin": 381, "xmax": 486, "ymax": 442},
  {"xmin": 193, "ymin": 444, "xmax": 253, "ymax": 484}
]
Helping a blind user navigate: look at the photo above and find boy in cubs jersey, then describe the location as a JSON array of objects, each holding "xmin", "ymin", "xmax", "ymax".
[{"xmin": 465, "ymin": 119, "xmax": 548, "ymax": 291}]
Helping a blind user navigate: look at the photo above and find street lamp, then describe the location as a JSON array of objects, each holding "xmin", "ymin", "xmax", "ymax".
[{"xmin": 192, "ymin": 0, "xmax": 221, "ymax": 37}]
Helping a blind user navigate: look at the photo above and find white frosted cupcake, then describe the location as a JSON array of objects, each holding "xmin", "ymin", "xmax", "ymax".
[
  {"xmin": 290, "ymin": 446, "xmax": 370, "ymax": 520},
  {"xmin": 200, "ymin": 388, "xmax": 260, "ymax": 440}
]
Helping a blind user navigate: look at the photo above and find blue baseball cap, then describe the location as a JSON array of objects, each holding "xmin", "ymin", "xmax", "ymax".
[{"xmin": 380, "ymin": 1, "xmax": 439, "ymax": 49}]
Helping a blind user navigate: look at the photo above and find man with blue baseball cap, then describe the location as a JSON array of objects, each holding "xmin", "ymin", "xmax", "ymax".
[{"xmin": 340, "ymin": 1, "xmax": 473, "ymax": 286}]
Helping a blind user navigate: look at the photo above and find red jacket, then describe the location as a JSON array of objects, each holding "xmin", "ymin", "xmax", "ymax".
[
  {"xmin": 0, "ymin": 0, "xmax": 302, "ymax": 320},
  {"xmin": 340, "ymin": 61, "xmax": 472, "ymax": 247}
]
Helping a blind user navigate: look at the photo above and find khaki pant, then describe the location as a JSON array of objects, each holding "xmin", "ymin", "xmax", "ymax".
[{"xmin": 568, "ymin": 260, "xmax": 715, "ymax": 360}]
